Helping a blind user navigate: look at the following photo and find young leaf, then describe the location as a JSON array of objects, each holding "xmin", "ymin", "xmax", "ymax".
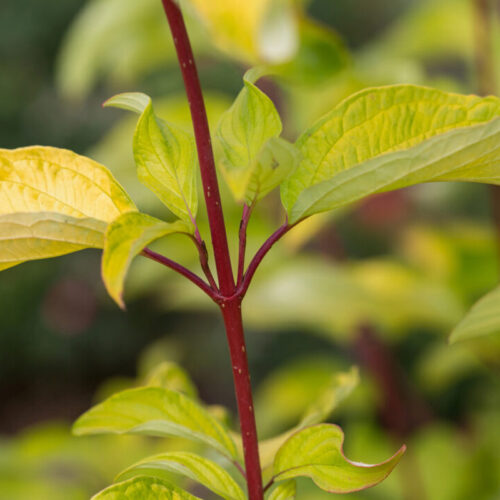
[
  {"xmin": 268, "ymin": 480, "xmax": 296, "ymax": 500},
  {"xmin": 116, "ymin": 451, "xmax": 245, "ymax": 500},
  {"xmin": 0, "ymin": 146, "xmax": 135, "ymax": 220},
  {"xmin": 73, "ymin": 387, "xmax": 239, "ymax": 460},
  {"xmin": 450, "ymin": 285, "xmax": 500, "ymax": 343},
  {"xmin": 102, "ymin": 211, "xmax": 188, "ymax": 308},
  {"xmin": 281, "ymin": 85, "xmax": 500, "ymax": 222},
  {"xmin": 272, "ymin": 424, "xmax": 405, "ymax": 493},
  {"xmin": 0, "ymin": 213, "xmax": 106, "ymax": 271},
  {"xmin": 92, "ymin": 476, "xmax": 200, "ymax": 500},
  {"xmin": 215, "ymin": 71, "xmax": 282, "ymax": 201},
  {"xmin": 145, "ymin": 362, "xmax": 199, "ymax": 399},
  {"xmin": 105, "ymin": 93, "xmax": 198, "ymax": 227}
]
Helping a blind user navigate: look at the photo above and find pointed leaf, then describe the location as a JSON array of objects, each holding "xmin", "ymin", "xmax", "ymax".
[
  {"xmin": 273, "ymin": 424, "xmax": 405, "ymax": 493},
  {"xmin": 281, "ymin": 85, "xmax": 500, "ymax": 221},
  {"xmin": 450, "ymin": 285, "xmax": 500, "ymax": 343},
  {"xmin": 92, "ymin": 476, "xmax": 200, "ymax": 500},
  {"xmin": 117, "ymin": 452, "xmax": 245, "ymax": 500},
  {"xmin": 102, "ymin": 212, "xmax": 188, "ymax": 308},
  {"xmin": 215, "ymin": 71, "xmax": 282, "ymax": 201},
  {"xmin": 73, "ymin": 387, "xmax": 239, "ymax": 460},
  {"xmin": 0, "ymin": 146, "xmax": 135, "ymax": 220},
  {"xmin": 0, "ymin": 212, "xmax": 106, "ymax": 270},
  {"xmin": 106, "ymin": 92, "xmax": 198, "ymax": 226},
  {"xmin": 268, "ymin": 480, "xmax": 296, "ymax": 500}
]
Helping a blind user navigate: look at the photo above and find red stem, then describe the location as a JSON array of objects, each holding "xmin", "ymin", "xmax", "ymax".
[
  {"xmin": 220, "ymin": 299, "xmax": 263, "ymax": 500},
  {"xmin": 161, "ymin": 0, "xmax": 234, "ymax": 296},
  {"xmin": 237, "ymin": 204, "xmax": 253, "ymax": 286},
  {"xmin": 160, "ymin": 2, "xmax": 264, "ymax": 498}
]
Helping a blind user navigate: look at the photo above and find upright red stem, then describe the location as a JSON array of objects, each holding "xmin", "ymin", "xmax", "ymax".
[
  {"xmin": 161, "ymin": 0, "xmax": 234, "ymax": 296},
  {"xmin": 160, "ymin": 2, "xmax": 264, "ymax": 498}
]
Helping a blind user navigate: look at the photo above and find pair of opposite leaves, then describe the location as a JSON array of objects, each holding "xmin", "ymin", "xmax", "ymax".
[{"xmin": 2, "ymin": 79, "xmax": 500, "ymax": 320}]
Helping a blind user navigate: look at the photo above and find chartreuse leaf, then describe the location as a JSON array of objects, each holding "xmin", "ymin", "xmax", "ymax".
[
  {"xmin": 102, "ymin": 212, "xmax": 188, "ymax": 308},
  {"xmin": 268, "ymin": 480, "xmax": 296, "ymax": 500},
  {"xmin": 73, "ymin": 387, "xmax": 239, "ymax": 461},
  {"xmin": 105, "ymin": 93, "xmax": 198, "ymax": 227},
  {"xmin": 259, "ymin": 366, "xmax": 359, "ymax": 469},
  {"xmin": 0, "ymin": 146, "xmax": 135, "ymax": 270},
  {"xmin": 186, "ymin": 0, "xmax": 298, "ymax": 64},
  {"xmin": 450, "ymin": 286, "xmax": 500, "ymax": 343},
  {"xmin": 116, "ymin": 451, "xmax": 245, "ymax": 500},
  {"xmin": 215, "ymin": 70, "xmax": 283, "ymax": 202},
  {"xmin": 282, "ymin": 85, "xmax": 500, "ymax": 222},
  {"xmin": 272, "ymin": 424, "xmax": 405, "ymax": 493},
  {"xmin": 92, "ymin": 476, "xmax": 200, "ymax": 500}
]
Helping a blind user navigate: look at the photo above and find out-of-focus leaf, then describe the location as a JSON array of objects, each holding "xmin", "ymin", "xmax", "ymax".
[
  {"xmin": 92, "ymin": 477, "xmax": 199, "ymax": 500},
  {"xmin": 117, "ymin": 452, "xmax": 245, "ymax": 500},
  {"xmin": 450, "ymin": 286, "xmax": 500, "ymax": 343},
  {"xmin": 102, "ymin": 212, "xmax": 188, "ymax": 308},
  {"xmin": 272, "ymin": 424, "xmax": 405, "ymax": 493},
  {"xmin": 268, "ymin": 480, "xmax": 296, "ymax": 500},
  {"xmin": 215, "ymin": 71, "xmax": 282, "ymax": 201},
  {"xmin": 145, "ymin": 362, "xmax": 198, "ymax": 399},
  {"xmin": 106, "ymin": 93, "xmax": 198, "ymax": 226},
  {"xmin": 185, "ymin": 0, "xmax": 298, "ymax": 64},
  {"xmin": 73, "ymin": 387, "xmax": 239, "ymax": 460},
  {"xmin": 282, "ymin": 85, "xmax": 500, "ymax": 222}
]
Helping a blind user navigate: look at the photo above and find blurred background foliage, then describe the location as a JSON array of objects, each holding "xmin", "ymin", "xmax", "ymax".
[{"xmin": 1, "ymin": 0, "xmax": 500, "ymax": 498}]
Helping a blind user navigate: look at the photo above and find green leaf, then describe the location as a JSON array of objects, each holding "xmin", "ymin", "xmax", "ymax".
[
  {"xmin": 268, "ymin": 480, "xmax": 296, "ymax": 500},
  {"xmin": 92, "ymin": 476, "xmax": 200, "ymax": 500},
  {"xmin": 102, "ymin": 212, "xmax": 188, "ymax": 308},
  {"xmin": 215, "ymin": 71, "xmax": 282, "ymax": 201},
  {"xmin": 450, "ymin": 286, "xmax": 500, "ymax": 343},
  {"xmin": 105, "ymin": 92, "xmax": 198, "ymax": 227},
  {"xmin": 273, "ymin": 424, "xmax": 405, "ymax": 493},
  {"xmin": 73, "ymin": 387, "xmax": 239, "ymax": 460},
  {"xmin": 0, "ymin": 146, "xmax": 135, "ymax": 269},
  {"xmin": 145, "ymin": 362, "xmax": 199, "ymax": 399},
  {"xmin": 281, "ymin": 85, "xmax": 500, "ymax": 222},
  {"xmin": 0, "ymin": 213, "xmax": 106, "ymax": 271},
  {"xmin": 117, "ymin": 452, "xmax": 245, "ymax": 500}
]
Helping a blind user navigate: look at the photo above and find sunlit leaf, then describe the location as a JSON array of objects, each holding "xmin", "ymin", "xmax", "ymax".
[
  {"xmin": 117, "ymin": 452, "xmax": 245, "ymax": 500},
  {"xmin": 185, "ymin": 0, "xmax": 298, "ymax": 64},
  {"xmin": 272, "ymin": 424, "xmax": 405, "ymax": 493},
  {"xmin": 105, "ymin": 93, "xmax": 198, "ymax": 227},
  {"xmin": 281, "ymin": 85, "xmax": 500, "ymax": 222},
  {"xmin": 215, "ymin": 71, "xmax": 282, "ymax": 201},
  {"xmin": 92, "ymin": 476, "xmax": 199, "ymax": 500},
  {"xmin": 102, "ymin": 212, "xmax": 188, "ymax": 308},
  {"xmin": 450, "ymin": 286, "xmax": 500, "ymax": 343},
  {"xmin": 0, "ymin": 146, "xmax": 135, "ymax": 269},
  {"xmin": 145, "ymin": 362, "xmax": 199, "ymax": 399},
  {"xmin": 268, "ymin": 480, "xmax": 296, "ymax": 500},
  {"xmin": 73, "ymin": 387, "xmax": 239, "ymax": 460}
]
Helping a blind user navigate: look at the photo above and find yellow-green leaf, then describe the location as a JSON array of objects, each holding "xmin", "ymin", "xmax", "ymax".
[
  {"xmin": 145, "ymin": 362, "xmax": 199, "ymax": 399},
  {"xmin": 273, "ymin": 424, "xmax": 405, "ymax": 493},
  {"xmin": 92, "ymin": 476, "xmax": 200, "ymax": 500},
  {"xmin": 186, "ymin": 0, "xmax": 298, "ymax": 64},
  {"xmin": 268, "ymin": 480, "xmax": 296, "ymax": 500},
  {"xmin": 0, "ymin": 146, "xmax": 135, "ymax": 269},
  {"xmin": 105, "ymin": 93, "xmax": 198, "ymax": 227},
  {"xmin": 73, "ymin": 387, "xmax": 239, "ymax": 460},
  {"xmin": 450, "ymin": 285, "xmax": 500, "ymax": 343},
  {"xmin": 281, "ymin": 85, "xmax": 500, "ymax": 222},
  {"xmin": 215, "ymin": 71, "xmax": 282, "ymax": 201},
  {"xmin": 0, "ymin": 212, "xmax": 106, "ymax": 270},
  {"xmin": 102, "ymin": 212, "xmax": 188, "ymax": 308},
  {"xmin": 117, "ymin": 452, "xmax": 245, "ymax": 500}
]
